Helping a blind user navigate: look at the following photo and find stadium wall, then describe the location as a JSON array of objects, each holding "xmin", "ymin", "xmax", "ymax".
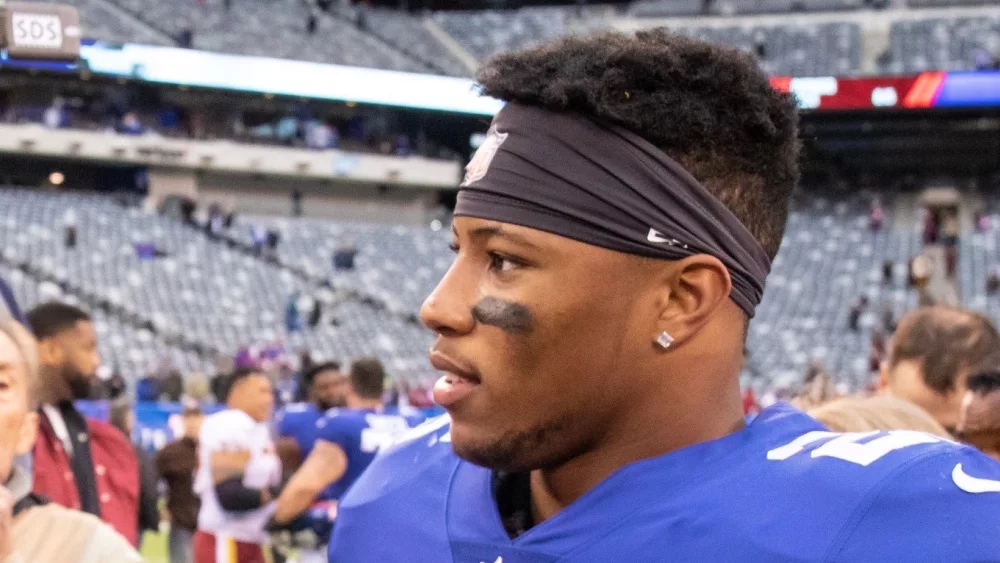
[{"xmin": 197, "ymin": 174, "xmax": 440, "ymax": 225}]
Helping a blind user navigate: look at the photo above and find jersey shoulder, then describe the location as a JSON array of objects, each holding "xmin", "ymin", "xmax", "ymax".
[
  {"xmin": 315, "ymin": 408, "xmax": 368, "ymax": 440},
  {"xmin": 276, "ymin": 403, "xmax": 319, "ymax": 430},
  {"xmin": 824, "ymin": 441, "xmax": 1000, "ymax": 562},
  {"xmin": 752, "ymin": 407, "xmax": 972, "ymax": 503},
  {"xmin": 725, "ymin": 407, "xmax": 1000, "ymax": 561},
  {"xmin": 338, "ymin": 415, "xmax": 455, "ymax": 505}
]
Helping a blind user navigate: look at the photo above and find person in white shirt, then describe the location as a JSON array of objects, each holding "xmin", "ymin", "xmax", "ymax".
[{"xmin": 193, "ymin": 367, "xmax": 281, "ymax": 563}]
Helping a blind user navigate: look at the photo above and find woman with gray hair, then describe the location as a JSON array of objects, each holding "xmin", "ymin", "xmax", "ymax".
[{"xmin": 0, "ymin": 317, "xmax": 140, "ymax": 563}]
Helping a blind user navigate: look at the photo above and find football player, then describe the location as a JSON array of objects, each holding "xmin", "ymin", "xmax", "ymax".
[
  {"xmin": 327, "ymin": 30, "xmax": 1000, "ymax": 562},
  {"xmin": 271, "ymin": 358, "xmax": 412, "ymax": 562}
]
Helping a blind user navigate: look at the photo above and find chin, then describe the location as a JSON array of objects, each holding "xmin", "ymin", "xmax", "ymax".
[{"xmin": 449, "ymin": 422, "xmax": 548, "ymax": 472}]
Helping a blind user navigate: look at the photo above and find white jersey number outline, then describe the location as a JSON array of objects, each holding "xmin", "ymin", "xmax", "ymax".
[{"xmin": 768, "ymin": 430, "xmax": 941, "ymax": 466}]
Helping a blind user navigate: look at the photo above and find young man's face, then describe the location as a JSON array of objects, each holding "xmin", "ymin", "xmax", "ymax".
[
  {"xmin": 421, "ymin": 217, "xmax": 660, "ymax": 471},
  {"xmin": 233, "ymin": 373, "xmax": 274, "ymax": 423}
]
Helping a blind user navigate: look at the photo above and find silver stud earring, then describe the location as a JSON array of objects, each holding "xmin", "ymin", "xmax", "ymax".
[{"xmin": 656, "ymin": 331, "xmax": 674, "ymax": 349}]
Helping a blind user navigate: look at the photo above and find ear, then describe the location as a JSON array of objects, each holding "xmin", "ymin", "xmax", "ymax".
[
  {"xmin": 655, "ymin": 254, "xmax": 732, "ymax": 348},
  {"xmin": 36, "ymin": 338, "xmax": 63, "ymax": 367},
  {"xmin": 15, "ymin": 411, "xmax": 38, "ymax": 456}
]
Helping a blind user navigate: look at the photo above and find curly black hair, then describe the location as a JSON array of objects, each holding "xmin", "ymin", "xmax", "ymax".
[{"xmin": 476, "ymin": 29, "xmax": 800, "ymax": 260}]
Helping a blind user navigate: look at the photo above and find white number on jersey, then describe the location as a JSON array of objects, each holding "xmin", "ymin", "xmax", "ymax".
[
  {"xmin": 768, "ymin": 430, "xmax": 942, "ymax": 466},
  {"xmin": 360, "ymin": 415, "xmax": 413, "ymax": 453}
]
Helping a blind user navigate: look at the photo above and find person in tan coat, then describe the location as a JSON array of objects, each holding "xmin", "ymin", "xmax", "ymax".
[{"xmin": 0, "ymin": 317, "xmax": 140, "ymax": 563}]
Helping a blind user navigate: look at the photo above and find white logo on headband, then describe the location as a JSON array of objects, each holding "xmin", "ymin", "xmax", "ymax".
[
  {"xmin": 647, "ymin": 228, "xmax": 688, "ymax": 249},
  {"xmin": 462, "ymin": 126, "xmax": 508, "ymax": 186}
]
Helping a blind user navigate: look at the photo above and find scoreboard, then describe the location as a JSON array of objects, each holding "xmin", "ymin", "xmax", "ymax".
[{"xmin": 0, "ymin": 2, "xmax": 80, "ymax": 62}]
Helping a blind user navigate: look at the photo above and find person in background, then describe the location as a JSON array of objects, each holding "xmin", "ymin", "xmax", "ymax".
[
  {"xmin": 270, "ymin": 358, "xmax": 413, "ymax": 562},
  {"xmin": 64, "ymin": 209, "xmax": 77, "ymax": 249},
  {"xmin": 881, "ymin": 306, "xmax": 1000, "ymax": 434},
  {"xmin": 809, "ymin": 395, "xmax": 950, "ymax": 437},
  {"xmin": 275, "ymin": 364, "xmax": 298, "ymax": 408},
  {"xmin": 987, "ymin": 265, "xmax": 1000, "ymax": 294},
  {"xmin": 957, "ymin": 366, "xmax": 1000, "ymax": 463},
  {"xmin": 162, "ymin": 370, "xmax": 185, "ymax": 402},
  {"xmin": 869, "ymin": 330, "xmax": 887, "ymax": 374},
  {"xmin": 275, "ymin": 362, "xmax": 348, "ymax": 473},
  {"xmin": 923, "ymin": 209, "xmax": 939, "ymax": 245},
  {"xmin": 136, "ymin": 372, "xmax": 161, "ymax": 402},
  {"xmin": 881, "ymin": 259, "xmax": 893, "ymax": 286},
  {"xmin": 184, "ymin": 371, "xmax": 211, "ymax": 403},
  {"xmin": 308, "ymin": 298, "xmax": 322, "ymax": 328},
  {"xmin": 157, "ymin": 404, "xmax": 205, "ymax": 563},
  {"xmin": 869, "ymin": 198, "xmax": 884, "ymax": 232},
  {"xmin": 108, "ymin": 399, "xmax": 160, "ymax": 545},
  {"xmin": 882, "ymin": 304, "xmax": 896, "ymax": 334},
  {"xmin": 250, "ymin": 225, "xmax": 268, "ymax": 255},
  {"xmin": 193, "ymin": 368, "xmax": 281, "ymax": 563},
  {"xmin": 0, "ymin": 317, "xmax": 141, "ymax": 562},
  {"xmin": 104, "ymin": 369, "xmax": 128, "ymax": 400},
  {"xmin": 847, "ymin": 295, "xmax": 868, "ymax": 331},
  {"xmin": 265, "ymin": 228, "xmax": 281, "ymax": 259},
  {"xmin": 26, "ymin": 302, "xmax": 140, "ymax": 545},
  {"xmin": 43, "ymin": 97, "xmax": 66, "ymax": 130},
  {"xmin": 977, "ymin": 210, "xmax": 991, "ymax": 232},
  {"xmin": 791, "ymin": 362, "xmax": 836, "ymax": 411},
  {"xmin": 333, "ymin": 238, "xmax": 357, "ymax": 271},
  {"xmin": 118, "ymin": 112, "xmax": 143, "ymax": 136},
  {"xmin": 285, "ymin": 294, "xmax": 301, "ymax": 334},
  {"xmin": 271, "ymin": 362, "xmax": 349, "ymax": 561}
]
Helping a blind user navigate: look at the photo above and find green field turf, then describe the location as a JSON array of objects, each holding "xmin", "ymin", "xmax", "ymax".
[{"xmin": 140, "ymin": 529, "xmax": 168, "ymax": 563}]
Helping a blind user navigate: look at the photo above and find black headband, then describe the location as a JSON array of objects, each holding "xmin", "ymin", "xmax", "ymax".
[{"xmin": 455, "ymin": 103, "xmax": 771, "ymax": 318}]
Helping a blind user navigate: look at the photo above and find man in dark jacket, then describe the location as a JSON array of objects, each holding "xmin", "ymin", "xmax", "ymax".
[{"xmin": 157, "ymin": 404, "xmax": 204, "ymax": 563}]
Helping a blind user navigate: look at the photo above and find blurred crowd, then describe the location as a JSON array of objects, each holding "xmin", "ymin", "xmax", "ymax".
[
  {"xmin": 3, "ymin": 93, "xmax": 440, "ymax": 159},
  {"xmin": 0, "ymin": 291, "xmax": 432, "ymax": 562}
]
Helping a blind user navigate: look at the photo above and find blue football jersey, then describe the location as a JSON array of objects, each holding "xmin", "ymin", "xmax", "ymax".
[
  {"xmin": 315, "ymin": 407, "xmax": 413, "ymax": 502},
  {"xmin": 275, "ymin": 402, "xmax": 324, "ymax": 456},
  {"xmin": 329, "ymin": 403, "xmax": 1000, "ymax": 562},
  {"xmin": 382, "ymin": 404, "xmax": 429, "ymax": 428}
]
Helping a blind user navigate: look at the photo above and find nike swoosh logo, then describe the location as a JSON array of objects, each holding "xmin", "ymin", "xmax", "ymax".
[
  {"xmin": 647, "ymin": 228, "xmax": 669, "ymax": 243},
  {"xmin": 952, "ymin": 463, "xmax": 1000, "ymax": 493}
]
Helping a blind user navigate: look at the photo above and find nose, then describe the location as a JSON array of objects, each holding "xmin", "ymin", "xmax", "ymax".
[{"xmin": 421, "ymin": 259, "xmax": 476, "ymax": 336}]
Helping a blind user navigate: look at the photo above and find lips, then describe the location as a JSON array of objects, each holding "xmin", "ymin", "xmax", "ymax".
[{"xmin": 429, "ymin": 350, "xmax": 481, "ymax": 408}]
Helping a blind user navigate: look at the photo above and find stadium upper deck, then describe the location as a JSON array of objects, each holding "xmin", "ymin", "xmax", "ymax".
[{"xmin": 32, "ymin": 0, "xmax": 1000, "ymax": 78}]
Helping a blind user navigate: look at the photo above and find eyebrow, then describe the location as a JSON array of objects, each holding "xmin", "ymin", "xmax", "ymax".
[{"xmin": 466, "ymin": 225, "xmax": 540, "ymax": 250}]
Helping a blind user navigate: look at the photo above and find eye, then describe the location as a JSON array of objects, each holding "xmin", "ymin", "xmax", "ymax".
[
  {"xmin": 487, "ymin": 252, "xmax": 519, "ymax": 274},
  {"xmin": 448, "ymin": 242, "xmax": 459, "ymax": 253}
]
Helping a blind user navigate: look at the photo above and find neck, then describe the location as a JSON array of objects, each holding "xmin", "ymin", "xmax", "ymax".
[
  {"xmin": 39, "ymin": 365, "xmax": 71, "ymax": 406},
  {"xmin": 347, "ymin": 396, "xmax": 383, "ymax": 410},
  {"xmin": 529, "ymin": 357, "xmax": 745, "ymax": 525}
]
